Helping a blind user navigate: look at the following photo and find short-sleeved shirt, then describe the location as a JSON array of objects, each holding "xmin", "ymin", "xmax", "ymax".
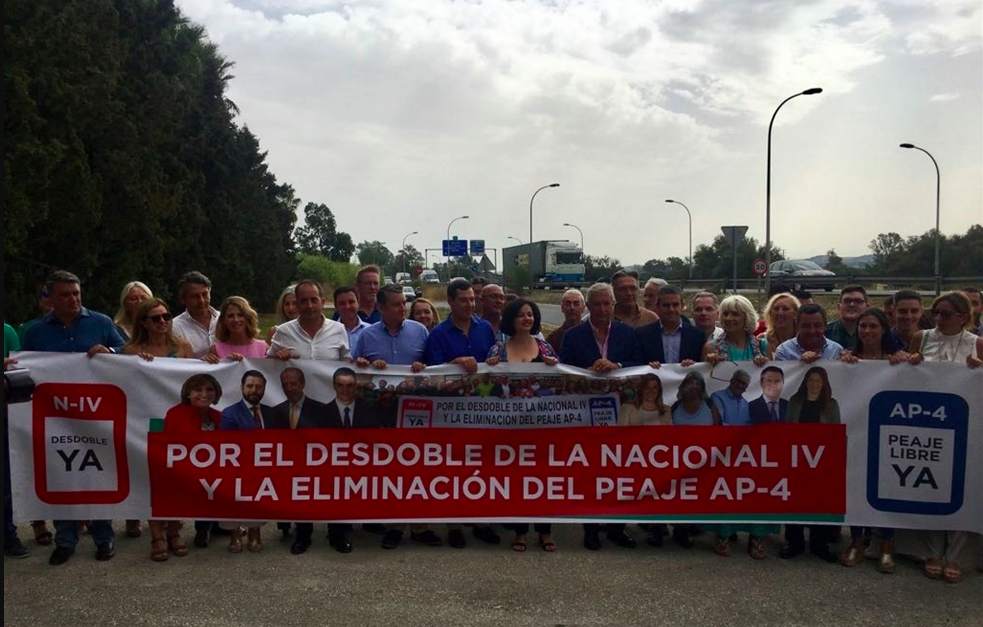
[
  {"xmin": 671, "ymin": 402, "xmax": 715, "ymax": 426},
  {"xmin": 774, "ymin": 337, "xmax": 843, "ymax": 361},
  {"xmin": 21, "ymin": 308, "xmax": 125, "ymax": 354},
  {"xmin": 424, "ymin": 315, "xmax": 496, "ymax": 365},
  {"xmin": 172, "ymin": 308, "xmax": 219, "ymax": 359},
  {"xmin": 352, "ymin": 319, "xmax": 429, "ymax": 365},
  {"xmin": 711, "ymin": 389, "xmax": 751, "ymax": 426},
  {"xmin": 4, "ymin": 323, "xmax": 20, "ymax": 358}
]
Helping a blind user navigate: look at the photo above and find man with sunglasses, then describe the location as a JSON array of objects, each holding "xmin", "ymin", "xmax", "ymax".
[
  {"xmin": 825, "ymin": 285, "xmax": 868, "ymax": 352},
  {"xmin": 21, "ymin": 270, "xmax": 124, "ymax": 566}
]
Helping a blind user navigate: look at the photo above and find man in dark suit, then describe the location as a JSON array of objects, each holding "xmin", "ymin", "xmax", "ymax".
[
  {"xmin": 749, "ymin": 366, "xmax": 789, "ymax": 424},
  {"xmin": 324, "ymin": 367, "xmax": 379, "ymax": 428},
  {"xmin": 221, "ymin": 370, "xmax": 276, "ymax": 430},
  {"xmin": 635, "ymin": 285, "xmax": 705, "ymax": 366},
  {"xmin": 559, "ymin": 282, "xmax": 640, "ymax": 551},
  {"xmin": 560, "ymin": 283, "xmax": 641, "ymax": 373}
]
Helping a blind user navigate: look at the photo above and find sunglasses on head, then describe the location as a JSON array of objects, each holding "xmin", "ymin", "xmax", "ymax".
[{"xmin": 147, "ymin": 313, "xmax": 172, "ymax": 323}]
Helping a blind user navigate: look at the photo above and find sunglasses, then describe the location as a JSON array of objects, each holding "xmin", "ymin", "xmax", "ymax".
[
  {"xmin": 931, "ymin": 310, "xmax": 959, "ymax": 320},
  {"xmin": 146, "ymin": 313, "xmax": 172, "ymax": 323}
]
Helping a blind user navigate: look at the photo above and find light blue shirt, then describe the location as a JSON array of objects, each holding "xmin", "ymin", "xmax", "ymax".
[
  {"xmin": 774, "ymin": 337, "xmax": 843, "ymax": 361},
  {"xmin": 351, "ymin": 319, "xmax": 429, "ymax": 365},
  {"xmin": 344, "ymin": 319, "xmax": 370, "ymax": 346},
  {"xmin": 711, "ymin": 389, "xmax": 751, "ymax": 426},
  {"xmin": 660, "ymin": 322, "xmax": 683, "ymax": 364}
]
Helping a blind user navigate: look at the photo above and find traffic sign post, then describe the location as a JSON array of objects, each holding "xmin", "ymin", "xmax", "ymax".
[
  {"xmin": 721, "ymin": 226, "xmax": 749, "ymax": 294},
  {"xmin": 753, "ymin": 258, "xmax": 767, "ymax": 276},
  {"xmin": 413, "ymin": 265, "xmax": 424, "ymax": 276},
  {"xmin": 469, "ymin": 239, "xmax": 485, "ymax": 255},
  {"xmin": 442, "ymin": 239, "xmax": 468, "ymax": 257}
]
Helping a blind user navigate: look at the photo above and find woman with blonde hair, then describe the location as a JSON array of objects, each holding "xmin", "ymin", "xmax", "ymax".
[
  {"xmin": 702, "ymin": 295, "xmax": 768, "ymax": 366},
  {"xmin": 113, "ymin": 281, "xmax": 153, "ymax": 341},
  {"xmin": 265, "ymin": 285, "xmax": 299, "ymax": 343},
  {"xmin": 759, "ymin": 292, "xmax": 800, "ymax": 359},
  {"xmin": 409, "ymin": 298, "xmax": 441, "ymax": 331},
  {"xmin": 206, "ymin": 296, "xmax": 268, "ymax": 362}
]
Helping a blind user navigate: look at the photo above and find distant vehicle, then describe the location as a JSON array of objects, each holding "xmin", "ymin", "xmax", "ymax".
[
  {"xmin": 383, "ymin": 276, "xmax": 394, "ymax": 285},
  {"xmin": 420, "ymin": 269, "xmax": 440, "ymax": 284},
  {"xmin": 402, "ymin": 286, "xmax": 417, "ymax": 302},
  {"xmin": 502, "ymin": 240, "xmax": 585, "ymax": 288},
  {"xmin": 395, "ymin": 272, "xmax": 412, "ymax": 284},
  {"xmin": 769, "ymin": 260, "xmax": 836, "ymax": 291}
]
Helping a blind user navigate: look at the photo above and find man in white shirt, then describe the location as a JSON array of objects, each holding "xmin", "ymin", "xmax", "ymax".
[
  {"xmin": 171, "ymin": 271, "xmax": 219, "ymax": 358},
  {"xmin": 268, "ymin": 281, "xmax": 349, "ymax": 361}
]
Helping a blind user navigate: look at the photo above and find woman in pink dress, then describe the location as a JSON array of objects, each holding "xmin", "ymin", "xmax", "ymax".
[{"xmin": 206, "ymin": 296, "xmax": 268, "ymax": 362}]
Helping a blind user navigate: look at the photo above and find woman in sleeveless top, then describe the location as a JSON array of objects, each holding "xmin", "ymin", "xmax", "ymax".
[
  {"xmin": 207, "ymin": 296, "xmax": 269, "ymax": 362},
  {"xmin": 113, "ymin": 281, "xmax": 153, "ymax": 342},
  {"xmin": 485, "ymin": 299, "xmax": 557, "ymax": 552},
  {"xmin": 619, "ymin": 374, "xmax": 670, "ymax": 426},
  {"xmin": 265, "ymin": 285, "xmax": 299, "ymax": 344},
  {"xmin": 702, "ymin": 295, "xmax": 768, "ymax": 366},
  {"xmin": 908, "ymin": 292, "xmax": 982, "ymax": 583},
  {"xmin": 759, "ymin": 292, "xmax": 800, "ymax": 360}
]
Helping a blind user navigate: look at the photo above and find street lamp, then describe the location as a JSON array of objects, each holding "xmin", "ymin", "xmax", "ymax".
[
  {"xmin": 900, "ymin": 143, "xmax": 942, "ymax": 295},
  {"xmin": 562, "ymin": 223, "xmax": 584, "ymax": 251},
  {"xmin": 446, "ymin": 215, "xmax": 469, "ymax": 241},
  {"xmin": 764, "ymin": 87, "xmax": 823, "ymax": 296},
  {"xmin": 664, "ymin": 199, "xmax": 693, "ymax": 278},
  {"xmin": 528, "ymin": 183, "xmax": 560, "ymax": 250},
  {"xmin": 401, "ymin": 230, "xmax": 418, "ymax": 274},
  {"xmin": 507, "ymin": 236, "xmax": 523, "ymax": 246}
]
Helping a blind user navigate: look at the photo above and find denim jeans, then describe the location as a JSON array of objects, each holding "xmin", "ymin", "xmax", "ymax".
[{"xmin": 54, "ymin": 519, "xmax": 114, "ymax": 548}]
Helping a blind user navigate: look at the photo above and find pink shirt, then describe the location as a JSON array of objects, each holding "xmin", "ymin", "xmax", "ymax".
[{"xmin": 213, "ymin": 339, "xmax": 268, "ymax": 359}]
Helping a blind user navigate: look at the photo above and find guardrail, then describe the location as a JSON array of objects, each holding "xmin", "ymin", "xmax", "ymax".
[{"xmin": 672, "ymin": 276, "xmax": 983, "ymax": 295}]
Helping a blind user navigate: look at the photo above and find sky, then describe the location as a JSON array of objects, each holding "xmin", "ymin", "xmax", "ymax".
[{"xmin": 176, "ymin": 0, "xmax": 982, "ymax": 269}]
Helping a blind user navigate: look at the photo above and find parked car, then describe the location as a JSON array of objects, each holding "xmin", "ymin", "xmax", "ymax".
[
  {"xmin": 769, "ymin": 260, "xmax": 836, "ymax": 291},
  {"xmin": 402, "ymin": 286, "xmax": 417, "ymax": 302}
]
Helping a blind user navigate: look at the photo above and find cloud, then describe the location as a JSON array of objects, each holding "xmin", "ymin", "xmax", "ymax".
[
  {"xmin": 175, "ymin": 0, "xmax": 982, "ymax": 263},
  {"xmin": 929, "ymin": 92, "xmax": 961, "ymax": 102}
]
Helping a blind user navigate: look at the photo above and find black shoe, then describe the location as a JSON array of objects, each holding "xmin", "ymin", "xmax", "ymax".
[
  {"xmin": 4, "ymin": 536, "xmax": 30, "ymax": 559},
  {"xmin": 193, "ymin": 530, "xmax": 209, "ymax": 548},
  {"xmin": 780, "ymin": 542, "xmax": 806, "ymax": 559},
  {"xmin": 410, "ymin": 530, "xmax": 443, "ymax": 547},
  {"xmin": 472, "ymin": 526, "xmax": 501, "ymax": 545},
  {"xmin": 607, "ymin": 530, "xmax": 637, "ymax": 549},
  {"xmin": 49, "ymin": 546, "xmax": 75, "ymax": 566},
  {"xmin": 290, "ymin": 537, "xmax": 311, "ymax": 555},
  {"xmin": 448, "ymin": 529, "xmax": 466, "ymax": 549},
  {"xmin": 811, "ymin": 544, "xmax": 839, "ymax": 563},
  {"xmin": 278, "ymin": 524, "xmax": 292, "ymax": 540},
  {"xmin": 583, "ymin": 530, "xmax": 601, "ymax": 551},
  {"xmin": 381, "ymin": 530, "xmax": 403, "ymax": 549},
  {"xmin": 672, "ymin": 528, "xmax": 694, "ymax": 549},
  {"xmin": 329, "ymin": 535, "xmax": 353, "ymax": 554},
  {"xmin": 646, "ymin": 530, "xmax": 664, "ymax": 548},
  {"xmin": 211, "ymin": 525, "xmax": 231, "ymax": 537},
  {"xmin": 95, "ymin": 541, "xmax": 115, "ymax": 561},
  {"xmin": 363, "ymin": 523, "xmax": 387, "ymax": 535}
]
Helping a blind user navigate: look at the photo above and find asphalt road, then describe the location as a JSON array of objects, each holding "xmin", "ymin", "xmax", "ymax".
[{"xmin": 4, "ymin": 522, "xmax": 979, "ymax": 627}]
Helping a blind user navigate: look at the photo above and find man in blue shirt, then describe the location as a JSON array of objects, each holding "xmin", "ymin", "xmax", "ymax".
[
  {"xmin": 774, "ymin": 304, "xmax": 843, "ymax": 362},
  {"xmin": 711, "ymin": 369, "xmax": 752, "ymax": 426},
  {"xmin": 422, "ymin": 279, "xmax": 497, "ymax": 548},
  {"xmin": 21, "ymin": 270, "xmax": 124, "ymax": 566},
  {"xmin": 353, "ymin": 284, "xmax": 428, "ymax": 372},
  {"xmin": 424, "ymin": 279, "xmax": 495, "ymax": 372}
]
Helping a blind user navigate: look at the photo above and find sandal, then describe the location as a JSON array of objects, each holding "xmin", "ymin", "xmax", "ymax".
[
  {"xmin": 714, "ymin": 536, "xmax": 731, "ymax": 557},
  {"xmin": 924, "ymin": 557, "xmax": 944, "ymax": 579},
  {"xmin": 840, "ymin": 540, "xmax": 863, "ymax": 567},
  {"xmin": 942, "ymin": 563, "xmax": 962, "ymax": 584},
  {"xmin": 748, "ymin": 537, "xmax": 767, "ymax": 560},
  {"xmin": 247, "ymin": 528, "xmax": 262, "ymax": 553},
  {"xmin": 150, "ymin": 538, "xmax": 169, "ymax": 562},
  {"xmin": 32, "ymin": 521, "xmax": 53, "ymax": 546},
  {"xmin": 538, "ymin": 535, "xmax": 557, "ymax": 553},
  {"xmin": 228, "ymin": 528, "xmax": 243, "ymax": 554},
  {"xmin": 511, "ymin": 536, "xmax": 527, "ymax": 552},
  {"xmin": 878, "ymin": 541, "xmax": 894, "ymax": 574},
  {"xmin": 167, "ymin": 534, "xmax": 189, "ymax": 557}
]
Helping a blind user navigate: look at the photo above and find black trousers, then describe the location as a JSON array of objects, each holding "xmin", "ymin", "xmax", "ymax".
[
  {"xmin": 508, "ymin": 523, "xmax": 552, "ymax": 535},
  {"xmin": 785, "ymin": 524, "xmax": 836, "ymax": 549},
  {"xmin": 294, "ymin": 522, "xmax": 348, "ymax": 541},
  {"xmin": 583, "ymin": 523, "xmax": 626, "ymax": 536}
]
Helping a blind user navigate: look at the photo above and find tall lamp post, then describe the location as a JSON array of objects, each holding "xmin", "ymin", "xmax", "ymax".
[
  {"xmin": 529, "ymin": 183, "xmax": 559, "ymax": 291},
  {"xmin": 664, "ymin": 199, "xmax": 693, "ymax": 278},
  {"xmin": 764, "ymin": 87, "xmax": 823, "ymax": 297},
  {"xmin": 900, "ymin": 143, "xmax": 942, "ymax": 295},
  {"xmin": 446, "ymin": 215, "xmax": 469, "ymax": 241},
  {"xmin": 507, "ymin": 236, "xmax": 523, "ymax": 246},
  {"xmin": 401, "ymin": 230, "xmax": 418, "ymax": 275},
  {"xmin": 562, "ymin": 223, "xmax": 584, "ymax": 251}
]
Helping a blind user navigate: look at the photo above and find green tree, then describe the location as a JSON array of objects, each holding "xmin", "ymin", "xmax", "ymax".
[
  {"xmin": 294, "ymin": 202, "xmax": 355, "ymax": 262},
  {"xmin": 295, "ymin": 254, "xmax": 357, "ymax": 290},
  {"xmin": 823, "ymin": 249, "xmax": 852, "ymax": 276},
  {"xmin": 584, "ymin": 255, "xmax": 622, "ymax": 282},
  {"xmin": 355, "ymin": 240, "xmax": 395, "ymax": 275},
  {"xmin": 394, "ymin": 245, "xmax": 425, "ymax": 277}
]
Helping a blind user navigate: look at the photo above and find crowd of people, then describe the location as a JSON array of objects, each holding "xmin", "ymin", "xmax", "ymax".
[{"xmin": 4, "ymin": 266, "xmax": 981, "ymax": 582}]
